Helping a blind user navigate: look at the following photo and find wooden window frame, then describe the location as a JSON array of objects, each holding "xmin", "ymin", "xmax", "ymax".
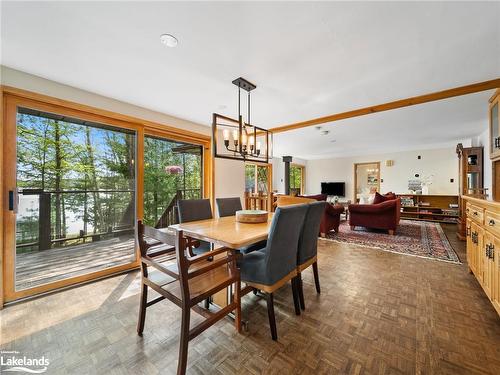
[{"xmin": 0, "ymin": 86, "xmax": 212, "ymax": 305}]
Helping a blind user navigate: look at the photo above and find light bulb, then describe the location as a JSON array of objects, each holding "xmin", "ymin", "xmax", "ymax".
[{"xmin": 223, "ymin": 129, "xmax": 229, "ymax": 141}]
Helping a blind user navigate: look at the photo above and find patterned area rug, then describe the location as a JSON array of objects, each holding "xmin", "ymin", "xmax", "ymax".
[{"xmin": 323, "ymin": 220, "xmax": 460, "ymax": 264}]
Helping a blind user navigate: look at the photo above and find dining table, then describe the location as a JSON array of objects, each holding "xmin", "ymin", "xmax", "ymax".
[
  {"xmin": 168, "ymin": 213, "xmax": 273, "ymax": 249},
  {"xmin": 167, "ymin": 212, "xmax": 274, "ymax": 309}
]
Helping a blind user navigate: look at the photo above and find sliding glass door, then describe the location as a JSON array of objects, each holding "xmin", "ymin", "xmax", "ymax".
[
  {"xmin": 14, "ymin": 108, "xmax": 137, "ymax": 291},
  {"xmin": 2, "ymin": 91, "xmax": 211, "ymax": 302},
  {"xmin": 143, "ymin": 135, "xmax": 203, "ymax": 228}
]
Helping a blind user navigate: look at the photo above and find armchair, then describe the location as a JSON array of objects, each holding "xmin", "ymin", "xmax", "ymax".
[
  {"xmin": 295, "ymin": 194, "xmax": 345, "ymax": 235},
  {"xmin": 348, "ymin": 197, "xmax": 401, "ymax": 235}
]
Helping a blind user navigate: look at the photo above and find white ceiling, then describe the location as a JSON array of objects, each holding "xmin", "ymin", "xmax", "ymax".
[{"xmin": 2, "ymin": 1, "xmax": 499, "ymax": 159}]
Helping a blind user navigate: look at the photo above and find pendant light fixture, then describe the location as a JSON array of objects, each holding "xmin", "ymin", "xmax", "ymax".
[{"xmin": 212, "ymin": 77, "xmax": 272, "ymax": 163}]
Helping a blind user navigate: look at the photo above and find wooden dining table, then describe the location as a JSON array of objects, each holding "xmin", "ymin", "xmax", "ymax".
[
  {"xmin": 167, "ymin": 213, "xmax": 274, "ymax": 309},
  {"xmin": 169, "ymin": 213, "xmax": 274, "ymax": 249}
]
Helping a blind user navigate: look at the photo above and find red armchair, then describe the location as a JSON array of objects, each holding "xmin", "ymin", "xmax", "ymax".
[
  {"xmin": 348, "ymin": 195, "xmax": 401, "ymax": 235},
  {"xmin": 298, "ymin": 194, "xmax": 345, "ymax": 236}
]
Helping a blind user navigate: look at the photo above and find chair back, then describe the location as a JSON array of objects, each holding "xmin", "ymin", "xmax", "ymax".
[
  {"xmin": 216, "ymin": 197, "xmax": 242, "ymax": 217},
  {"xmin": 177, "ymin": 199, "xmax": 212, "ymax": 223},
  {"xmin": 264, "ymin": 204, "xmax": 308, "ymax": 284},
  {"xmin": 137, "ymin": 221, "xmax": 191, "ymax": 298},
  {"xmin": 297, "ymin": 201, "xmax": 327, "ymax": 265}
]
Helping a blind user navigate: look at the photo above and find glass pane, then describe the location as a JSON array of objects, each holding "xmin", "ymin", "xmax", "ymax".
[
  {"xmin": 143, "ymin": 136, "xmax": 202, "ymax": 228},
  {"xmin": 290, "ymin": 165, "xmax": 303, "ymax": 195},
  {"xmin": 245, "ymin": 164, "xmax": 256, "ymax": 193},
  {"xmin": 491, "ymin": 102, "xmax": 498, "ymax": 153},
  {"xmin": 15, "ymin": 108, "xmax": 136, "ymax": 291},
  {"xmin": 257, "ymin": 166, "xmax": 268, "ymax": 194}
]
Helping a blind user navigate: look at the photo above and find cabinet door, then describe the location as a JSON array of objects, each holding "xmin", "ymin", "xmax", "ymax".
[
  {"xmin": 475, "ymin": 223, "xmax": 484, "ymax": 284},
  {"xmin": 466, "ymin": 219, "xmax": 474, "ymax": 272},
  {"xmin": 483, "ymin": 232, "xmax": 494, "ymax": 298},
  {"xmin": 490, "ymin": 99, "xmax": 500, "ymax": 159},
  {"xmin": 492, "ymin": 236, "xmax": 500, "ymax": 313}
]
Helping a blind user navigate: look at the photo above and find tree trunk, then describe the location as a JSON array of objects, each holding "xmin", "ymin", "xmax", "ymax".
[
  {"xmin": 85, "ymin": 127, "xmax": 100, "ymax": 234},
  {"xmin": 54, "ymin": 120, "xmax": 62, "ymax": 240}
]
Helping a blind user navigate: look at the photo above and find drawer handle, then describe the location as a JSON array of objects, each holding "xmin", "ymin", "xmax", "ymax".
[
  {"xmin": 473, "ymin": 211, "xmax": 478, "ymax": 216},
  {"xmin": 489, "ymin": 219, "xmax": 496, "ymax": 226}
]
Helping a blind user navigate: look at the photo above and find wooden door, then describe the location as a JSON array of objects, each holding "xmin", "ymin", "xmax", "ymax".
[
  {"xmin": 492, "ymin": 235, "xmax": 500, "ymax": 313},
  {"xmin": 483, "ymin": 232, "xmax": 494, "ymax": 298},
  {"xmin": 466, "ymin": 219, "xmax": 475, "ymax": 273},
  {"xmin": 471, "ymin": 222, "xmax": 483, "ymax": 284}
]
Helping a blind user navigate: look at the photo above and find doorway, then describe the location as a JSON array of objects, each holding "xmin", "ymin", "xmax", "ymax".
[{"xmin": 354, "ymin": 162, "xmax": 381, "ymax": 202}]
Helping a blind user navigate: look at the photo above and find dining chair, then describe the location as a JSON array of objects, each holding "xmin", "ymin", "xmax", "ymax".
[
  {"xmin": 216, "ymin": 196, "xmax": 267, "ymax": 254},
  {"xmin": 216, "ymin": 197, "xmax": 242, "ymax": 217},
  {"xmin": 238, "ymin": 204, "xmax": 308, "ymax": 340},
  {"xmin": 136, "ymin": 221, "xmax": 241, "ymax": 375},
  {"xmin": 295, "ymin": 201, "xmax": 327, "ymax": 311},
  {"xmin": 177, "ymin": 199, "xmax": 212, "ymax": 255}
]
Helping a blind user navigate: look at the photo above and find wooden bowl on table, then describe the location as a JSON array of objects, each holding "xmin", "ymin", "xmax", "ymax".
[{"xmin": 235, "ymin": 210, "xmax": 268, "ymax": 224}]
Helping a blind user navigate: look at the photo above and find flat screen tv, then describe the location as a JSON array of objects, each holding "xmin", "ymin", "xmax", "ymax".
[{"xmin": 321, "ymin": 182, "xmax": 345, "ymax": 196}]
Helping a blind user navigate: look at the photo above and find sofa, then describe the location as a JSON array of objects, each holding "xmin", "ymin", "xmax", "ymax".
[
  {"xmin": 348, "ymin": 192, "xmax": 401, "ymax": 235},
  {"xmin": 277, "ymin": 194, "xmax": 345, "ymax": 236}
]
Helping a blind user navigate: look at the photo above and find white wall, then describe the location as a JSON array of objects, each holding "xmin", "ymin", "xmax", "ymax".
[
  {"xmin": 272, "ymin": 156, "xmax": 307, "ymax": 193},
  {"xmin": 306, "ymin": 147, "xmax": 462, "ymax": 201}
]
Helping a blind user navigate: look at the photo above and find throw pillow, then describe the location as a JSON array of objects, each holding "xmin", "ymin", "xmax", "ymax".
[{"xmin": 372, "ymin": 192, "xmax": 388, "ymax": 204}]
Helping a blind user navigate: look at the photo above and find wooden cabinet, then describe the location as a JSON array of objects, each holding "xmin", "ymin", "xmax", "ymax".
[
  {"xmin": 464, "ymin": 196, "xmax": 500, "ymax": 316},
  {"xmin": 489, "ymin": 90, "xmax": 500, "ymax": 160}
]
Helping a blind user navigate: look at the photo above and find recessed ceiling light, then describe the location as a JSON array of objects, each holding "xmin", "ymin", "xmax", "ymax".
[
  {"xmin": 320, "ymin": 130, "xmax": 330, "ymax": 136},
  {"xmin": 330, "ymin": 139, "xmax": 336, "ymax": 143},
  {"xmin": 160, "ymin": 34, "xmax": 178, "ymax": 48},
  {"xmin": 315, "ymin": 126, "xmax": 322, "ymax": 131}
]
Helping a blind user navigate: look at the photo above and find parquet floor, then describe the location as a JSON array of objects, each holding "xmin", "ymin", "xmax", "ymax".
[{"xmin": 1, "ymin": 225, "xmax": 500, "ymax": 374}]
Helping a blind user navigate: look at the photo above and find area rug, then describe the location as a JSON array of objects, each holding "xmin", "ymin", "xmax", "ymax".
[{"xmin": 322, "ymin": 220, "xmax": 460, "ymax": 264}]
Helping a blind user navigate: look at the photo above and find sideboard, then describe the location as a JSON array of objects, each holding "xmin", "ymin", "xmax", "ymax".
[{"xmin": 463, "ymin": 195, "xmax": 500, "ymax": 315}]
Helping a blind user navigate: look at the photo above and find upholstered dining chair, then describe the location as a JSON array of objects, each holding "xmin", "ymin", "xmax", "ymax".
[
  {"xmin": 177, "ymin": 199, "xmax": 212, "ymax": 255},
  {"xmin": 295, "ymin": 201, "xmax": 327, "ymax": 311},
  {"xmin": 239, "ymin": 204, "xmax": 308, "ymax": 340},
  {"xmin": 216, "ymin": 197, "xmax": 267, "ymax": 254},
  {"xmin": 216, "ymin": 197, "xmax": 242, "ymax": 217},
  {"xmin": 136, "ymin": 221, "xmax": 241, "ymax": 375}
]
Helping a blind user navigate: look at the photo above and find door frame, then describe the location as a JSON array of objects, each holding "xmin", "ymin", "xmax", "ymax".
[
  {"xmin": 353, "ymin": 161, "xmax": 381, "ymax": 202},
  {"xmin": 1, "ymin": 87, "xmax": 212, "ymax": 304}
]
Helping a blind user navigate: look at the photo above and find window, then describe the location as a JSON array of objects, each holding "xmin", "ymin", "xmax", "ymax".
[
  {"xmin": 290, "ymin": 164, "xmax": 305, "ymax": 195},
  {"xmin": 245, "ymin": 163, "xmax": 270, "ymax": 194}
]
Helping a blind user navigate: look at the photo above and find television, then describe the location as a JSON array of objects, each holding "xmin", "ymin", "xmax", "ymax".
[{"xmin": 321, "ymin": 182, "xmax": 345, "ymax": 197}]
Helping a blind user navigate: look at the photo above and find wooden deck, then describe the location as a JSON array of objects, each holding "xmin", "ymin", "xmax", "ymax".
[{"xmin": 16, "ymin": 234, "xmax": 136, "ymax": 291}]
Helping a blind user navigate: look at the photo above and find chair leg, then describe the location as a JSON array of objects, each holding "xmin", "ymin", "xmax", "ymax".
[
  {"xmin": 297, "ymin": 273, "xmax": 305, "ymax": 310},
  {"xmin": 234, "ymin": 279, "xmax": 242, "ymax": 333},
  {"xmin": 266, "ymin": 293, "xmax": 278, "ymax": 341},
  {"xmin": 312, "ymin": 262, "xmax": 321, "ymax": 294},
  {"xmin": 177, "ymin": 305, "xmax": 191, "ymax": 375},
  {"xmin": 291, "ymin": 277, "xmax": 301, "ymax": 316},
  {"xmin": 137, "ymin": 283, "xmax": 148, "ymax": 336}
]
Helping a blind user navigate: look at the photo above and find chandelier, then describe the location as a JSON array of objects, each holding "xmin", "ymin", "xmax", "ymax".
[{"xmin": 212, "ymin": 77, "xmax": 272, "ymax": 163}]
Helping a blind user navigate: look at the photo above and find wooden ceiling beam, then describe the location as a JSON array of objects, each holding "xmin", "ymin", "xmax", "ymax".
[{"xmin": 270, "ymin": 78, "xmax": 500, "ymax": 133}]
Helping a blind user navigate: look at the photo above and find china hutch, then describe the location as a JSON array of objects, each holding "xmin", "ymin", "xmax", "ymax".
[{"xmin": 462, "ymin": 88, "xmax": 500, "ymax": 317}]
